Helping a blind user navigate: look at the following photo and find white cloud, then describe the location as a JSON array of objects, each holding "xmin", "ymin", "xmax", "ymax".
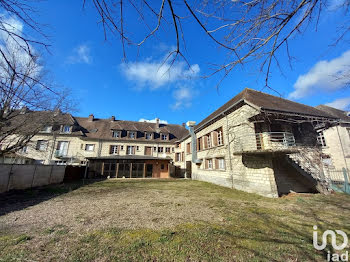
[
  {"xmin": 171, "ymin": 86, "xmax": 195, "ymax": 110},
  {"xmin": 326, "ymin": 97, "xmax": 350, "ymax": 111},
  {"xmin": 0, "ymin": 17, "xmax": 41, "ymax": 79},
  {"xmin": 138, "ymin": 118, "xmax": 168, "ymax": 124},
  {"xmin": 67, "ymin": 44, "xmax": 92, "ymax": 64},
  {"xmin": 121, "ymin": 61, "xmax": 200, "ymax": 89},
  {"xmin": 289, "ymin": 50, "xmax": 350, "ymax": 99}
]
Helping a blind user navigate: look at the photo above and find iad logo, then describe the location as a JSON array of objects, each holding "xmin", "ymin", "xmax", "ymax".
[{"xmin": 313, "ymin": 225, "xmax": 349, "ymax": 261}]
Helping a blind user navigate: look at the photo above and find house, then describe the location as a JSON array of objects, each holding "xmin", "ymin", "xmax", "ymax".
[
  {"xmin": 10, "ymin": 113, "xmax": 188, "ymax": 178},
  {"xmin": 174, "ymin": 88, "xmax": 338, "ymax": 197},
  {"xmin": 2, "ymin": 88, "xmax": 348, "ymax": 197},
  {"xmin": 315, "ymin": 105, "xmax": 350, "ymax": 171}
]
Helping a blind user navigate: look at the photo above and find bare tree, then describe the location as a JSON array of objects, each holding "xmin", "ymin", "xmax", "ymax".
[
  {"xmin": 0, "ymin": 1, "xmax": 73, "ymax": 155},
  {"xmin": 86, "ymin": 0, "xmax": 350, "ymax": 89}
]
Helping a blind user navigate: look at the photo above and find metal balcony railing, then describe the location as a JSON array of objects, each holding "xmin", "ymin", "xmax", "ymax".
[{"xmin": 233, "ymin": 132, "xmax": 296, "ymax": 153}]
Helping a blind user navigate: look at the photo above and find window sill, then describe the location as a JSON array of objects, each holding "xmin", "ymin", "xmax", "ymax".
[{"xmin": 198, "ymin": 144, "xmax": 225, "ymax": 152}]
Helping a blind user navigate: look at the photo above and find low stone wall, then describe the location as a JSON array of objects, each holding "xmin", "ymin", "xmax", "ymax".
[{"xmin": 0, "ymin": 164, "xmax": 65, "ymax": 193}]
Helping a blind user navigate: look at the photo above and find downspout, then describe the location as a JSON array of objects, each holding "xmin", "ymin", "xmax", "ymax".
[
  {"xmin": 187, "ymin": 121, "xmax": 202, "ymax": 170},
  {"xmin": 224, "ymin": 114, "xmax": 234, "ymax": 189}
]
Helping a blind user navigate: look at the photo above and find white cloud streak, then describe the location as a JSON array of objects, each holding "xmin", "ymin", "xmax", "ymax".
[
  {"xmin": 138, "ymin": 118, "xmax": 168, "ymax": 124},
  {"xmin": 67, "ymin": 44, "xmax": 92, "ymax": 64},
  {"xmin": 121, "ymin": 61, "xmax": 200, "ymax": 89},
  {"xmin": 171, "ymin": 86, "xmax": 195, "ymax": 110},
  {"xmin": 289, "ymin": 50, "xmax": 350, "ymax": 99},
  {"xmin": 326, "ymin": 97, "xmax": 350, "ymax": 111}
]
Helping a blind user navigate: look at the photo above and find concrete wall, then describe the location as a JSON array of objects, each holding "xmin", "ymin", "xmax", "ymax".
[{"xmin": 0, "ymin": 164, "xmax": 65, "ymax": 193}]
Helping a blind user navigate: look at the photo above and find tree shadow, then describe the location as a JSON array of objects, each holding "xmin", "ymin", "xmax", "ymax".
[{"xmin": 0, "ymin": 179, "xmax": 104, "ymax": 216}]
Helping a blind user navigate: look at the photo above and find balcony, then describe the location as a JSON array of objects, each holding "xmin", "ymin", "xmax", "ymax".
[
  {"xmin": 233, "ymin": 132, "xmax": 298, "ymax": 154},
  {"xmin": 55, "ymin": 150, "xmax": 68, "ymax": 158}
]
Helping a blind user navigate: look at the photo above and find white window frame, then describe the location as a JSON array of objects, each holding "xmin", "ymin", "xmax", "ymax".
[
  {"xmin": 85, "ymin": 144, "xmax": 95, "ymax": 151},
  {"xmin": 110, "ymin": 145, "xmax": 119, "ymax": 154},
  {"xmin": 63, "ymin": 125, "xmax": 71, "ymax": 133},
  {"xmin": 127, "ymin": 146, "xmax": 135, "ymax": 155},
  {"xmin": 317, "ymin": 131, "xmax": 327, "ymax": 147},
  {"xmin": 129, "ymin": 131, "xmax": 136, "ymax": 139},
  {"xmin": 208, "ymin": 159, "xmax": 213, "ymax": 169},
  {"xmin": 136, "ymin": 146, "xmax": 140, "ymax": 151},
  {"xmin": 120, "ymin": 145, "xmax": 124, "ymax": 150},
  {"xmin": 207, "ymin": 135, "xmax": 212, "ymax": 148},
  {"xmin": 218, "ymin": 158, "xmax": 225, "ymax": 170},
  {"xmin": 218, "ymin": 130, "xmax": 223, "ymax": 145},
  {"xmin": 112, "ymin": 130, "xmax": 121, "ymax": 138},
  {"xmin": 158, "ymin": 147, "xmax": 164, "ymax": 153},
  {"xmin": 37, "ymin": 140, "xmax": 48, "ymax": 151},
  {"xmin": 161, "ymin": 134, "xmax": 168, "ymax": 140},
  {"xmin": 145, "ymin": 132, "xmax": 152, "ymax": 139},
  {"xmin": 42, "ymin": 126, "xmax": 52, "ymax": 133}
]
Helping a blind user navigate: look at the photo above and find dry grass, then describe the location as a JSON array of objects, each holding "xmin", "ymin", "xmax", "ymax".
[{"xmin": 0, "ymin": 179, "xmax": 349, "ymax": 261}]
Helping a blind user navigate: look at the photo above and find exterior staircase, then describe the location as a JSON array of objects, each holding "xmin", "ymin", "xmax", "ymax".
[{"xmin": 286, "ymin": 147, "xmax": 331, "ymax": 193}]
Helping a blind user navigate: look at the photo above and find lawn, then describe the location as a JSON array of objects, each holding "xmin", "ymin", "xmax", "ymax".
[{"xmin": 0, "ymin": 179, "xmax": 349, "ymax": 261}]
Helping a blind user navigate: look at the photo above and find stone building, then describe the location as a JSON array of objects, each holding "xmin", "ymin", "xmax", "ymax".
[
  {"xmin": 174, "ymin": 88, "xmax": 338, "ymax": 197},
  {"xmin": 315, "ymin": 105, "xmax": 350, "ymax": 171}
]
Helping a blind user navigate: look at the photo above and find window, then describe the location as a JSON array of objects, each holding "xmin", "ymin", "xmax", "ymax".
[
  {"xmin": 127, "ymin": 146, "xmax": 135, "ymax": 155},
  {"xmin": 161, "ymin": 134, "xmax": 168, "ymax": 140},
  {"xmin": 161, "ymin": 164, "xmax": 165, "ymax": 170},
  {"xmin": 186, "ymin": 142, "xmax": 191, "ymax": 154},
  {"xmin": 207, "ymin": 159, "xmax": 213, "ymax": 169},
  {"xmin": 85, "ymin": 144, "xmax": 95, "ymax": 151},
  {"xmin": 62, "ymin": 125, "xmax": 71, "ymax": 133},
  {"xmin": 80, "ymin": 160, "xmax": 87, "ymax": 165},
  {"xmin": 129, "ymin": 131, "xmax": 136, "ymax": 139},
  {"xmin": 20, "ymin": 146, "xmax": 27, "ymax": 153},
  {"xmin": 172, "ymin": 147, "xmax": 175, "ymax": 153},
  {"xmin": 112, "ymin": 130, "xmax": 121, "ymax": 138},
  {"xmin": 36, "ymin": 140, "xmax": 48, "ymax": 151},
  {"xmin": 145, "ymin": 132, "xmax": 152, "ymax": 139},
  {"xmin": 110, "ymin": 145, "xmax": 119, "ymax": 154},
  {"xmin": 136, "ymin": 146, "xmax": 140, "ymax": 151},
  {"xmin": 55, "ymin": 160, "xmax": 67, "ymax": 166},
  {"xmin": 56, "ymin": 141, "xmax": 69, "ymax": 156},
  {"xmin": 158, "ymin": 147, "xmax": 164, "ymax": 153},
  {"xmin": 175, "ymin": 153, "xmax": 181, "ymax": 162},
  {"xmin": 41, "ymin": 126, "xmax": 52, "ymax": 133},
  {"xmin": 154, "ymin": 147, "xmax": 157, "ymax": 151},
  {"xmin": 317, "ymin": 131, "xmax": 327, "ymax": 147},
  {"xmin": 217, "ymin": 127, "xmax": 224, "ymax": 145},
  {"xmin": 197, "ymin": 137, "xmax": 202, "ymax": 151},
  {"xmin": 217, "ymin": 158, "xmax": 225, "ymax": 170},
  {"xmin": 165, "ymin": 147, "xmax": 170, "ymax": 153},
  {"xmin": 120, "ymin": 145, "xmax": 124, "ymax": 150},
  {"xmin": 207, "ymin": 135, "xmax": 212, "ymax": 148}
]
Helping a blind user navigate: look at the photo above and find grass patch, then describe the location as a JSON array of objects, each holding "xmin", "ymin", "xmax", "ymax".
[{"xmin": 0, "ymin": 179, "xmax": 349, "ymax": 261}]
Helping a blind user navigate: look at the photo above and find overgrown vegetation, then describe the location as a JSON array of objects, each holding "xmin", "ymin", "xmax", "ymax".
[{"xmin": 0, "ymin": 179, "xmax": 349, "ymax": 261}]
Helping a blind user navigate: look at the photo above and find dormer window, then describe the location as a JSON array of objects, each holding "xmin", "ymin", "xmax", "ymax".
[
  {"xmin": 161, "ymin": 133, "xmax": 168, "ymax": 140},
  {"xmin": 62, "ymin": 125, "xmax": 71, "ymax": 133},
  {"xmin": 145, "ymin": 132, "xmax": 152, "ymax": 140},
  {"xmin": 41, "ymin": 126, "xmax": 52, "ymax": 133},
  {"xmin": 129, "ymin": 131, "xmax": 136, "ymax": 139},
  {"xmin": 112, "ymin": 130, "xmax": 121, "ymax": 138}
]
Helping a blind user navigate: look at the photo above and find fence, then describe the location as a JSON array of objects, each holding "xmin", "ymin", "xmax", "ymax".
[
  {"xmin": 0, "ymin": 164, "xmax": 66, "ymax": 193},
  {"xmin": 327, "ymin": 168, "xmax": 350, "ymax": 194}
]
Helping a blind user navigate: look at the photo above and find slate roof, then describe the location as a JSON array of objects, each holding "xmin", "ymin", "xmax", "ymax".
[
  {"xmin": 74, "ymin": 117, "xmax": 189, "ymax": 142},
  {"xmin": 316, "ymin": 105, "xmax": 350, "ymax": 122},
  {"xmin": 195, "ymin": 88, "xmax": 336, "ymax": 130}
]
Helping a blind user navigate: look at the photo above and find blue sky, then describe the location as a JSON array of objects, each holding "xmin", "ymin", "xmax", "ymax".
[{"xmin": 25, "ymin": 1, "xmax": 350, "ymax": 124}]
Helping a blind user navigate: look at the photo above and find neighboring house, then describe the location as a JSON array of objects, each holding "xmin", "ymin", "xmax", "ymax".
[
  {"xmin": 174, "ymin": 88, "xmax": 338, "ymax": 197},
  {"xmin": 9, "ymin": 112, "xmax": 188, "ymax": 178},
  {"xmin": 315, "ymin": 105, "xmax": 350, "ymax": 171}
]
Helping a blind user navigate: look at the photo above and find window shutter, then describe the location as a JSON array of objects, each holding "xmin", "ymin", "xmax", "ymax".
[
  {"xmin": 133, "ymin": 146, "xmax": 135, "ymax": 154},
  {"xmin": 215, "ymin": 158, "xmax": 219, "ymax": 169},
  {"xmin": 81, "ymin": 144, "xmax": 84, "ymax": 150},
  {"xmin": 204, "ymin": 136, "xmax": 208, "ymax": 149},
  {"xmin": 205, "ymin": 159, "xmax": 208, "ymax": 169},
  {"xmin": 109, "ymin": 146, "xmax": 113, "ymax": 154},
  {"xmin": 212, "ymin": 131, "xmax": 218, "ymax": 146}
]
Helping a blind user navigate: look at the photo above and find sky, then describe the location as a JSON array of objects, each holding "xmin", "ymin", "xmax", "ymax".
[{"xmin": 12, "ymin": 0, "xmax": 350, "ymax": 125}]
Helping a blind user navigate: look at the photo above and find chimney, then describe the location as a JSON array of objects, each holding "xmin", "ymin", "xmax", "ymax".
[
  {"xmin": 110, "ymin": 116, "xmax": 115, "ymax": 122},
  {"xmin": 182, "ymin": 123, "xmax": 186, "ymax": 127},
  {"xmin": 53, "ymin": 108, "xmax": 62, "ymax": 116},
  {"xmin": 156, "ymin": 118, "xmax": 160, "ymax": 129},
  {"xmin": 20, "ymin": 106, "xmax": 28, "ymax": 115},
  {"xmin": 88, "ymin": 114, "xmax": 94, "ymax": 122}
]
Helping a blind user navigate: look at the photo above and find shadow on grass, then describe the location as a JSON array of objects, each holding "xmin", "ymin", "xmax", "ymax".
[{"xmin": 0, "ymin": 179, "xmax": 104, "ymax": 216}]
